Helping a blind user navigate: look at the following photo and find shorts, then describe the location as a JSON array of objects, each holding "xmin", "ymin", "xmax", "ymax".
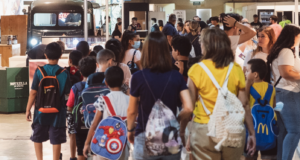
[
  {"xmin": 30, "ymin": 123, "xmax": 66, "ymax": 145},
  {"xmin": 67, "ymin": 112, "xmax": 76, "ymax": 134},
  {"xmin": 76, "ymin": 129, "xmax": 89, "ymax": 156}
]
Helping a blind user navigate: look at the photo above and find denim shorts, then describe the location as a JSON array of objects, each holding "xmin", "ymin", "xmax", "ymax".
[
  {"xmin": 133, "ymin": 132, "xmax": 181, "ymax": 160},
  {"xmin": 30, "ymin": 123, "xmax": 66, "ymax": 145}
]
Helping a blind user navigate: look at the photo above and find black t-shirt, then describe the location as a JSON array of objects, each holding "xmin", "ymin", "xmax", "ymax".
[
  {"xmin": 87, "ymin": 72, "xmax": 105, "ymax": 86},
  {"xmin": 198, "ymin": 21, "xmax": 208, "ymax": 31},
  {"xmin": 172, "ymin": 60, "xmax": 189, "ymax": 82},
  {"xmin": 186, "ymin": 33, "xmax": 202, "ymax": 57},
  {"xmin": 250, "ymin": 22, "xmax": 263, "ymax": 30},
  {"xmin": 112, "ymin": 29, "xmax": 122, "ymax": 39}
]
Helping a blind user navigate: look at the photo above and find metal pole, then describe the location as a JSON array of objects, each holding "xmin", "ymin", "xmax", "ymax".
[
  {"xmin": 84, "ymin": 0, "xmax": 88, "ymax": 41},
  {"xmin": 122, "ymin": 0, "xmax": 124, "ymax": 33},
  {"xmin": 295, "ymin": 0, "xmax": 299, "ymax": 58},
  {"xmin": 106, "ymin": 0, "xmax": 109, "ymax": 42}
]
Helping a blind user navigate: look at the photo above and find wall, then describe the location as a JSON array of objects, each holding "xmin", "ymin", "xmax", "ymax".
[
  {"xmin": 0, "ymin": 0, "xmax": 24, "ymax": 18},
  {"xmin": 197, "ymin": 9, "xmax": 211, "ymax": 22}
]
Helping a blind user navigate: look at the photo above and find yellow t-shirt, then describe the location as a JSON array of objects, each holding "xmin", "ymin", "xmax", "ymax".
[{"xmin": 188, "ymin": 60, "xmax": 246, "ymax": 124}]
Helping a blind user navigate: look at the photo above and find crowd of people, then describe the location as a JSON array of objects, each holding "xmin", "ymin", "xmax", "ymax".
[{"xmin": 24, "ymin": 11, "xmax": 300, "ymax": 160}]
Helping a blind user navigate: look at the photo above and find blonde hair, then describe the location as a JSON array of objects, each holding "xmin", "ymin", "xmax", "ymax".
[
  {"xmin": 189, "ymin": 20, "xmax": 200, "ymax": 36},
  {"xmin": 253, "ymin": 27, "xmax": 275, "ymax": 57}
]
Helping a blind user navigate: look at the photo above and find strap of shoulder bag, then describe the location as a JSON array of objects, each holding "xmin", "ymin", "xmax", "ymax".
[
  {"xmin": 191, "ymin": 36, "xmax": 198, "ymax": 44},
  {"xmin": 197, "ymin": 62, "xmax": 234, "ymax": 115},
  {"xmin": 274, "ymin": 76, "xmax": 282, "ymax": 87}
]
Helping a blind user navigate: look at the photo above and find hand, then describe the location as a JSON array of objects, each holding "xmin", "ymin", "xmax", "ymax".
[
  {"xmin": 246, "ymin": 135, "xmax": 256, "ymax": 156},
  {"xmin": 185, "ymin": 135, "xmax": 191, "ymax": 152},
  {"xmin": 180, "ymin": 132, "xmax": 186, "ymax": 147},
  {"xmin": 83, "ymin": 144, "xmax": 90, "ymax": 158},
  {"xmin": 223, "ymin": 16, "xmax": 237, "ymax": 28},
  {"xmin": 128, "ymin": 132, "xmax": 135, "ymax": 144},
  {"xmin": 26, "ymin": 111, "xmax": 32, "ymax": 121},
  {"xmin": 175, "ymin": 61, "xmax": 184, "ymax": 75}
]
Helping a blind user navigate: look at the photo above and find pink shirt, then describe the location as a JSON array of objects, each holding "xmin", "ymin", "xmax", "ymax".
[{"xmin": 270, "ymin": 23, "xmax": 282, "ymax": 39}]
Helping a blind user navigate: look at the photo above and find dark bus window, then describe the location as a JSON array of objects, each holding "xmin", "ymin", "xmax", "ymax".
[
  {"xmin": 34, "ymin": 13, "xmax": 56, "ymax": 26},
  {"xmin": 59, "ymin": 13, "xmax": 82, "ymax": 26}
]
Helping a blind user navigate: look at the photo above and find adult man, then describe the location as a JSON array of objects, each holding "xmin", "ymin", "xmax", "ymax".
[
  {"xmin": 162, "ymin": 14, "xmax": 178, "ymax": 46},
  {"xmin": 117, "ymin": 17, "xmax": 122, "ymax": 23},
  {"xmin": 210, "ymin": 16, "xmax": 219, "ymax": 28},
  {"xmin": 269, "ymin": 15, "xmax": 282, "ymax": 39},
  {"xmin": 102, "ymin": 16, "xmax": 111, "ymax": 35},
  {"xmin": 128, "ymin": 17, "xmax": 142, "ymax": 32},
  {"xmin": 279, "ymin": 15, "xmax": 291, "ymax": 28},
  {"xmin": 250, "ymin": 14, "xmax": 263, "ymax": 30},
  {"xmin": 65, "ymin": 13, "xmax": 81, "ymax": 26},
  {"xmin": 150, "ymin": 18, "xmax": 159, "ymax": 32}
]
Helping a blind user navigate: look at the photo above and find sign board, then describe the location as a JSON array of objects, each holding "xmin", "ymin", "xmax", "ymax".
[
  {"xmin": 173, "ymin": 10, "xmax": 186, "ymax": 23},
  {"xmin": 193, "ymin": 2, "xmax": 201, "ymax": 5}
]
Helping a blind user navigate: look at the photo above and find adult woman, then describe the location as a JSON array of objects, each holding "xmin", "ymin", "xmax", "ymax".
[
  {"xmin": 187, "ymin": 28, "xmax": 255, "ymax": 160},
  {"xmin": 127, "ymin": 32, "xmax": 193, "ymax": 160},
  {"xmin": 112, "ymin": 22, "xmax": 122, "ymax": 40},
  {"xmin": 158, "ymin": 20, "xmax": 164, "ymax": 31},
  {"xmin": 120, "ymin": 30, "xmax": 142, "ymax": 69},
  {"xmin": 186, "ymin": 20, "xmax": 201, "ymax": 57},
  {"xmin": 243, "ymin": 27, "xmax": 275, "ymax": 71},
  {"xmin": 267, "ymin": 25, "xmax": 300, "ymax": 160},
  {"xmin": 105, "ymin": 39, "xmax": 131, "ymax": 93},
  {"xmin": 181, "ymin": 20, "xmax": 190, "ymax": 36},
  {"xmin": 177, "ymin": 22, "xmax": 184, "ymax": 34}
]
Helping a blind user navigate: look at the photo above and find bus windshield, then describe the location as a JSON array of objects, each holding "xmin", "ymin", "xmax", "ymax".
[
  {"xmin": 34, "ymin": 13, "xmax": 56, "ymax": 26},
  {"xmin": 58, "ymin": 13, "xmax": 82, "ymax": 27}
]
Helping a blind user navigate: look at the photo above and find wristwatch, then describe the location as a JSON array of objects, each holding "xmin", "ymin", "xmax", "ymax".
[{"xmin": 127, "ymin": 127, "xmax": 136, "ymax": 132}]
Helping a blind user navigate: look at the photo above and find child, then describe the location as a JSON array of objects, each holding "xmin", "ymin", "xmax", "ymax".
[
  {"xmin": 83, "ymin": 66, "xmax": 129, "ymax": 160},
  {"xmin": 171, "ymin": 35, "xmax": 192, "ymax": 82},
  {"xmin": 76, "ymin": 41, "xmax": 90, "ymax": 57},
  {"xmin": 244, "ymin": 59, "xmax": 276, "ymax": 160},
  {"xmin": 66, "ymin": 56, "xmax": 97, "ymax": 160},
  {"xmin": 66, "ymin": 50, "xmax": 83, "ymax": 86},
  {"xmin": 26, "ymin": 42, "xmax": 71, "ymax": 160}
]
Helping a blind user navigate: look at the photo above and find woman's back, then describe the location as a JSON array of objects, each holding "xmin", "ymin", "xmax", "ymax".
[
  {"xmin": 188, "ymin": 59, "xmax": 245, "ymax": 124},
  {"xmin": 122, "ymin": 49, "xmax": 141, "ymax": 65}
]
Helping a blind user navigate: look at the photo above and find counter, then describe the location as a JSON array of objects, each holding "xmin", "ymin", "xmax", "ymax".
[{"xmin": 0, "ymin": 44, "xmax": 21, "ymax": 67}]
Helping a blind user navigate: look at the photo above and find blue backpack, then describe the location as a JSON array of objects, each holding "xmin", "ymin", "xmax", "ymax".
[
  {"xmin": 250, "ymin": 84, "xmax": 278, "ymax": 151},
  {"xmin": 72, "ymin": 82, "xmax": 86, "ymax": 131},
  {"xmin": 91, "ymin": 96, "xmax": 127, "ymax": 160},
  {"xmin": 81, "ymin": 84, "xmax": 110, "ymax": 128}
]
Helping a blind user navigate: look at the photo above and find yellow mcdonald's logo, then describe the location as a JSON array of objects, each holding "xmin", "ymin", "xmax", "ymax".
[{"xmin": 257, "ymin": 123, "xmax": 268, "ymax": 135}]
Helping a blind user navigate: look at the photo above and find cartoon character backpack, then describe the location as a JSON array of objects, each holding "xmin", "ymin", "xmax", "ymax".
[
  {"xmin": 35, "ymin": 66, "xmax": 65, "ymax": 113},
  {"xmin": 142, "ymin": 71, "xmax": 182, "ymax": 156},
  {"xmin": 82, "ymin": 82, "xmax": 110, "ymax": 128},
  {"xmin": 250, "ymin": 84, "xmax": 278, "ymax": 151},
  {"xmin": 72, "ymin": 82, "xmax": 86, "ymax": 130},
  {"xmin": 91, "ymin": 96, "xmax": 127, "ymax": 160}
]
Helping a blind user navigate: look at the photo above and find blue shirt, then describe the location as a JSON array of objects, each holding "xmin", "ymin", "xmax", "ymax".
[
  {"xmin": 31, "ymin": 64, "xmax": 71, "ymax": 127},
  {"xmin": 162, "ymin": 22, "xmax": 178, "ymax": 37},
  {"xmin": 130, "ymin": 69, "xmax": 188, "ymax": 136}
]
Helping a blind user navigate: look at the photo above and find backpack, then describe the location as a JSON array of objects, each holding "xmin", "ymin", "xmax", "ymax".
[
  {"xmin": 66, "ymin": 67, "xmax": 81, "ymax": 86},
  {"xmin": 91, "ymin": 96, "xmax": 127, "ymax": 160},
  {"xmin": 249, "ymin": 84, "xmax": 278, "ymax": 151},
  {"xmin": 127, "ymin": 50, "xmax": 139, "ymax": 74},
  {"xmin": 81, "ymin": 83, "xmax": 110, "ymax": 128},
  {"xmin": 198, "ymin": 62, "xmax": 245, "ymax": 151},
  {"xmin": 35, "ymin": 66, "xmax": 65, "ymax": 113},
  {"xmin": 142, "ymin": 71, "xmax": 182, "ymax": 156},
  {"xmin": 72, "ymin": 82, "xmax": 86, "ymax": 131}
]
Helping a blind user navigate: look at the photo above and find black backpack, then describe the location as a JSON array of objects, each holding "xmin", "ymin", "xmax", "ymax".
[
  {"xmin": 127, "ymin": 50, "xmax": 139, "ymax": 74},
  {"xmin": 65, "ymin": 67, "xmax": 81, "ymax": 86},
  {"xmin": 35, "ymin": 66, "xmax": 65, "ymax": 113}
]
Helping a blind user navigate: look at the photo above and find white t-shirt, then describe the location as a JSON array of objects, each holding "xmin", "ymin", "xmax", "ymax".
[
  {"xmin": 94, "ymin": 91, "xmax": 129, "ymax": 119},
  {"xmin": 229, "ymin": 35, "xmax": 240, "ymax": 56},
  {"xmin": 243, "ymin": 51, "xmax": 268, "ymax": 67},
  {"xmin": 122, "ymin": 49, "xmax": 141, "ymax": 65},
  {"xmin": 272, "ymin": 48, "xmax": 300, "ymax": 92},
  {"xmin": 118, "ymin": 63, "xmax": 132, "ymax": 85}
]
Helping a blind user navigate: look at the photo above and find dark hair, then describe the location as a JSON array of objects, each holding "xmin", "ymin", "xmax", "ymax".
[
  {"xmin": 266, "ymin": 25, "xmax": 300, "ymax": 83},
  {"xmin": 162, "ymin": 126, "xmax": 178, "ymax": 143},
  {"xmin": 158, "ymin": 20, "xmax": 164, "ymax": 27},
  {"xmin": 201, "ymin": 28, "xmax": 234, "ymax": 68},
  {"xmin": 171, "ymin": 35, "xmax": 191, "ymax": 57},
  {"xmin": 45, "ymin": 42, "xmax": 62, "ymax": 60},
  {"xmin": 248, "ymin": 59, "xmax": 267, "ymax": 80},
  {"xmin": 93, "ymin": 45, "xmax": 104, "ymax": 53},
  {"xmin": 89, "ymin": 51, "xmax": 97, "ymax": 58},
  {"xmin": 120, "ymin": 30, "xmax": 138, "ymax": 62},
  {"xmin": 177, "ymin": 22, "xmax": 184, "ymax": 28},
  {"xmin": 178, "ymin": 18, "xmax": 183, "ymax": 23},
  {"xmin": 96, "ymin": 49, "xmax": 115, "ymax": 64},
  {"xmin": 283, "ymin": 15, "xmax": 288, "ymax": 20},
  {"xmin": 117, "ymin": 17, "xmax": 121, "ymax": 20},
  {"xmin": 211, "ymin": 16, "xmax": 219, "ymax": 23},
  {"xmin": 141, "ymin": 31, "xmax": 172, "ymax": 72},
  {"xmin": 253, "ymin": 14, "xmax": 258, "ymax": 18},
  {"xmin": 151, "ymin": 18, "xmax": 157, "ymax": 23},
  {"xmin": 270, "ymin": 15, "xmax": 278, "ymax": 22},
  {"xmin": 132, "ymin": 17, "xmax": 137, "ymax": 21},
  {"xmin": 105, "ymin": 39, "xmax": 122, "ymax": 65},
  {"xmin": 56, "ymin": 41, "xmax": 65, "ymax": 52},
  {"xmin": 69, "ymin": 50, "xmax": 83, "ymax": 66},
  {"xmin": 104, "ymin": 66, "xmax": 124, "ymax": 88},
  {"xmin": 169, "ymin": 14, "xmax": 176, "ymax": 22},
  {"xmin": 76, "ymin": 41, "xmax": 90, "ymax": 57},
  {"xmin": 223, "ymin": 13, "xmax": 240, "ymax": 31},
  {"xmin": 78, "ymin": 56, "xmax": 97, "ymax": 77},
  {"xmin": 114, "ymin": 22, "xmax": 122, "ymax": 32}
]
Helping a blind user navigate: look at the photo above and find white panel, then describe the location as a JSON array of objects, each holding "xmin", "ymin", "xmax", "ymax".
[{"xmin": 196, "ymin": 9, "xmax": 211, "ymax": 22}]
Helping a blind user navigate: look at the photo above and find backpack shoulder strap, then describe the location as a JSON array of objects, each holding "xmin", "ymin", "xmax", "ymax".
[
  {"xmin": 198, "ymin": 62, "xmax": 222, "ymax": 90},
  {"xmin": 222, "ymin": 63, "xmax": 234, "ymax": 90},
  {"xmin": 37, "ymin": 66, "xmax": 47, "ymax": 77},
  {"xmin": 55, "ymin": 68, "xmax": 65, "ymax": 76},
  {"xmin": 263, "ymin": 84, "xmax": 274, "ymax": 103},
  {"xmin": 250, "ymin": 86, "xmax": 262, "ymax": 101},
  {"xmin": 103, "ymin": 96, "xmax": 116, "ymax": 116}
]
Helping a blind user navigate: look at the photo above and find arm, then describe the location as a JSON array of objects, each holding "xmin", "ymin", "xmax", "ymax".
[
  {"xmin": 167, "ymin": 35, "xmax": 173, "ymax": 46},
  {"xmin": 187, "ymin": 78, "xmax": 198, "ymax": 108},
  {"xmin": 83, "ymin": 110, "xmax": 103, "ymax": 157},
  {"xmin": 135, "ymin": 61, "xmax": 142, "ymax": 70},
  {"xmin": 127, "ymin": 95, "xmax": 139, "ymax": 144},
  {"xmin": 178, "ymin": 89, "xmax": 194, "ymax": 146},
  {"xmin": 26, "ymin": 90, "xmax": 37, "ymax": 121},
  {"xmin": 238, "ymin": 89, "xmax": 256, "ymax": 156},
  {"xmin": 278, "ymin": 65, "xmax": 300, "ymax": 81}
]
